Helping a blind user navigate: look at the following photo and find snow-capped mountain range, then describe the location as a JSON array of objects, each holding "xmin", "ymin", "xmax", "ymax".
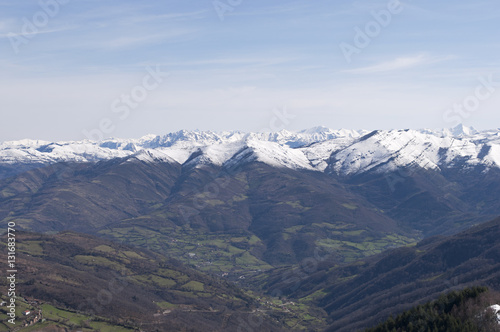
[{"xmin": 1, "ymin": 125, "xmax": 500, "ymax": 176}]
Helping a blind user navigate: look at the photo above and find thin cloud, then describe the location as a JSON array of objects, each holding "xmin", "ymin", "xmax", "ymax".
[
  {"xmin": 132, "ymin": 10, "xmax": 209, "ymax": 22},
  {"xmin": 0, "ymin": 25, "xmax": 76, "ymax": 39},
  {"xmin": 88, "ymin": 10, "xmax": 209, "ymax": 27},
  {"xmin": 405, "ymin": 1, "xmax": 500, "ymax": 23},
  {"xmin": 343, "ymin": 54, "xmax": 452, "ymax": 74},
  {"xmin": 107, "ymin": 31, "xmax": 190, "ymax": 49},
  {"xmin": 229, "ymin": 3, "xmax": 311, "ymax": 17},
  {"xmin": 77, "ymin": 28, "xmax": 197, "ymax": 50},
  {"xmin": 163, "ymin": 57, "xmax": 295, "ymax": 67}
]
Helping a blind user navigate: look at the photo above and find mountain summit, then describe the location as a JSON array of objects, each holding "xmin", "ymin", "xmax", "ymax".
[{"xmin": 1, "ymin": 127, "xmax": 499, "ymax": 178}]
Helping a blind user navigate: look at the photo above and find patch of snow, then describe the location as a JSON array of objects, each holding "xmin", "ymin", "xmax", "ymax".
[
  {"xmin": 489, "ymin": 304, "xmax": 500, "ymax": 324},
  {"xmin": 245, "ymin": 140, "xmax": 314, "ymax": 170},
  {"xmin": 184, "ymin": 142, "xmax": 246, "ymax": 167},
  {"xmin": 1, "ymin": 127, "xmax": 500, "ymax": 175},
  {"xmin": 128, "ymin": 149, "xmax": 178, "ymax": 164}
]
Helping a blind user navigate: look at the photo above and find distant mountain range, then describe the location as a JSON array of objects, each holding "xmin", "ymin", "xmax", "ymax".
[{"xmin": 1, "ymin": 125, "xmax": 500, "ymax": 179}]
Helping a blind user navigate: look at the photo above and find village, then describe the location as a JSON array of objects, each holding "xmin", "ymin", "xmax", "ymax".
[
  {"xmin": 0, "ymin": 296, "xmax": 45, "ymax": 329},
  {"xmin": 0, "ymin": 296, "xmax": 137, "ymax": 331}
]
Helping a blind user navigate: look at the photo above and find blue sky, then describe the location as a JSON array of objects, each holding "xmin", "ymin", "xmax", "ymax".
[{"xmin": 1, "ymin": 0, "xmax": 500, "ymax": 141}]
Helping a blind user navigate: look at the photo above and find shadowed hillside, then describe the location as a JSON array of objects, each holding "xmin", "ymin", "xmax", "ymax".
[
  {"xmin": 366, "ymin": 287, "xmax": 500, "ymax": 332},
  {"xmin": 2, "ymin": 231, "xmax": 310, "ymax": 331},
  {"xmin": 254, "ymin": 216, "xmax": 500, "ymax": 331}
]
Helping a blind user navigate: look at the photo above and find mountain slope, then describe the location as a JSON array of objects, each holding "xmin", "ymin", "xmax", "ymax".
[
  {"xmin": 366, "ymin": 287, "xmax": 500, "ymax": 332},
  {"xmin": 6, "ymin": 231, "xmax": 303, "ymax": 331},
  {"xmin": 254, "ymin": 216, "xmax": 500, "ymax": 331},
  {"xmin": 2, "ymin": 127, "xmax": 500, "ymax": 273},
  {"xmin": 3, "ymin": 127, "xmax": 500, "ymax": 241},
  {"xmin": 1, "ymin": 127, "xmax": 500, "ymax": 330},
  {"xmin": 3, "ymin": 128, "xmax": 500, "ymax": 238},
  {"xmin": 0, "ymin": 158, "xmax": 416, "ymax": 274}
]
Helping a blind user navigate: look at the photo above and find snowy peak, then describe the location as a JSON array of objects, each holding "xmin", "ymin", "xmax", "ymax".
[
  {"xmin": 223, "ymin": 140, "xmax": 315, "ymax": 171},
  {"xmin": 331, "ymin": 129, "xmax": 448, "ymax": 175},
  {"xmin": 300, "ymin": 126, "xmax": 366, "ymax": 139},
  {"xmin": 143, "ymin": 130, "xmax": 246, "ymax": 149},
  {"xmin": 450, "ymin": 124, "xmax": 479, "ymax": 137},
  {"xmin": 328, "ymin": 129, "xmax": 500, "ymax": 175},
  {"xmin": 127, "ymin": 149, "xmax": 178, "ymax": 164},
  {"xmin": 1, "ymin": 127, "xmax": 500, "ymax": 176},
  {"xmin": 418, "ymin": 124, "xmax": 479, "ymax": 138},
  {"xmin": 183, "ymin": 142, "xmax": 246, "ymax": 168}
]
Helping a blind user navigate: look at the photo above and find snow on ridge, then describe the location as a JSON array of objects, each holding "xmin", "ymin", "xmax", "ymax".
[
  {"xmin": 221, "ymin": 140, "xmax": 314, "ymax": 171},
  {"xmin": 300, "ymin": 136, "xmax": 360, "ymax": 172},
  {"xmin": 1, "ymin": 127, "xmax": 500, "ymax": 175},
  {"xmin": 245, "ymin": 139, "xmax": 314, "ymax": 170},
  {"xmin": 183, "ymin": 141, "xmax": 246, "ymax": 168},
  {"xmin": 127, "ymin": 149, "xmax": 178, "ymax": 164},
  {"xmin": 329, "ymin": 128, "xmax": 500, "ymax": 176},
  {"xmin": 0, "ymin": 139, "xmax": 52, "ymax": 150},
  {"xmin": 143, "ymin": 130, "xmax": 247, "ymax": 149}
]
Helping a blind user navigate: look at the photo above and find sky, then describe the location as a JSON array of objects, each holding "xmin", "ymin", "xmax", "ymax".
[{"xmin": 1, "ymin": 0, "xmax": 500, "ymax": 142}]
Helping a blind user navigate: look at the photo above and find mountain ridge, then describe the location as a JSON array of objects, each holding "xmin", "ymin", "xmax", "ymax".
[{"xmin": 2, "ymin": 126, "xmax": 500, "ymax": 180}]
